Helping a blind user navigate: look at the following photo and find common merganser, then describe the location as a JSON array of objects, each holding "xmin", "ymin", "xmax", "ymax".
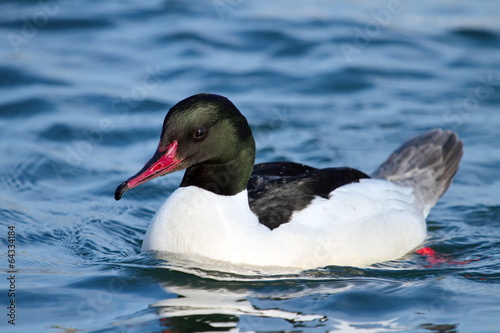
[{"xmin": 115, "ymin": 93, "xmax": 463, "ymax": 269}]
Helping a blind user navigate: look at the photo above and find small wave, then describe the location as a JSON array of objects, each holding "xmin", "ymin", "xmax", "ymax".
[{"xmin": 0, "ymin": 66, "xmax": 68, "ymax": 88}]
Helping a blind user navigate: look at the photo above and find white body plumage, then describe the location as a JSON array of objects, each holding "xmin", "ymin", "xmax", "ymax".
[{"xmin": 142, "ymin": 178, "xmax": 426, "ymax": 269}]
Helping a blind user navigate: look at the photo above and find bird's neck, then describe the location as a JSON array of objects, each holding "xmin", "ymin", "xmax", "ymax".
[{"xmin": 180, "ymin": 148, "xmax": 255, "ymax": 196}]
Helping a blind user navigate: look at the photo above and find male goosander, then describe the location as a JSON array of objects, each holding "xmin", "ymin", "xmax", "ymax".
[{"xmin": 115, "ymin": 93, "xmax": 463, "ymax": 269}]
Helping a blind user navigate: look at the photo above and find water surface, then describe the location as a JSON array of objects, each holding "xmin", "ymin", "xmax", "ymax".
[{"xmin": 0, "ymin": 0, "xmax": 499, "ymax": 332}]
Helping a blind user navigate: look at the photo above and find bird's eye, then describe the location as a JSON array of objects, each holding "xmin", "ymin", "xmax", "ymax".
[{"xmin": 193, "ymin": 127, "xmax": 207, "ymax": 140}]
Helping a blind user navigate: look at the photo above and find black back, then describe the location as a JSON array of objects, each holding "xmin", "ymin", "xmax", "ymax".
[{"xmin": 247, "ymin": 162, "xmax": 370, "ymax": 230}]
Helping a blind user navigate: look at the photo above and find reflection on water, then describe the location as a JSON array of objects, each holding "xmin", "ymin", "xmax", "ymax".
[
  {"xmin": 152, "ymin": 279, "xmax": 411, "ymax": 332},
  {"xmin": 154, "ymin": 285, "xmax": 324, "ymax": 327},
  {"xmin": 150, "ymin": 276, "xmax": 459, "ymax": 332}
]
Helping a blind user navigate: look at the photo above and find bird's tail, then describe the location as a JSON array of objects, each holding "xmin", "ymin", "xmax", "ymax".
[{"xmin": 372, "ymin": 129, "xmax": 463, "ymax": 217}]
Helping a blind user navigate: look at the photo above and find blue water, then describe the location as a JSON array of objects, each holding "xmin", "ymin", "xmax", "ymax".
[{"xmin": 1, "ymin": 0, "xmax": 500, "ymax": 332}]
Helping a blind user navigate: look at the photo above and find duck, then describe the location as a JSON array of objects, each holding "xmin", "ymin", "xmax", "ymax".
[{"xmin": 115, "ymin": 93, "xmax": 463, "ymax": 269}]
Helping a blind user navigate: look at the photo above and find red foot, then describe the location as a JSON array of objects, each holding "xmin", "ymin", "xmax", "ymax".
[
  {"xmin": 416, "ymin": 247, "xmax": 479, "ymax": 266},
  {"xmin": 416, "ymin": 247, "xmax": 437, "ymax": 256}
]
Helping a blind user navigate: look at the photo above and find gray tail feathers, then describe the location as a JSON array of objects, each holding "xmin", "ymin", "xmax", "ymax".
[{"xmin": 372, "ymin": 129, "xmax": 463, "ymax": 216}]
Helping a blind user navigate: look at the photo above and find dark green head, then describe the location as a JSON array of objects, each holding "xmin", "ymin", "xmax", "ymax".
[{"xmin": 115, "ymin": 93, "xmax": 256, "ymax": 200}]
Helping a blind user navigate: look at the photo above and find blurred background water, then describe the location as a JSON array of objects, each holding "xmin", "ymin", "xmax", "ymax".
[{"xmin": 1, "ymin": 0, "xmax": 499, "ymax": 332}]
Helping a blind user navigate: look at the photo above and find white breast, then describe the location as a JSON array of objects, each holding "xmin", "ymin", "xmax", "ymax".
[{"xmin": 142, "ymin": 179, "xmax": 427, "ymax": 269}]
